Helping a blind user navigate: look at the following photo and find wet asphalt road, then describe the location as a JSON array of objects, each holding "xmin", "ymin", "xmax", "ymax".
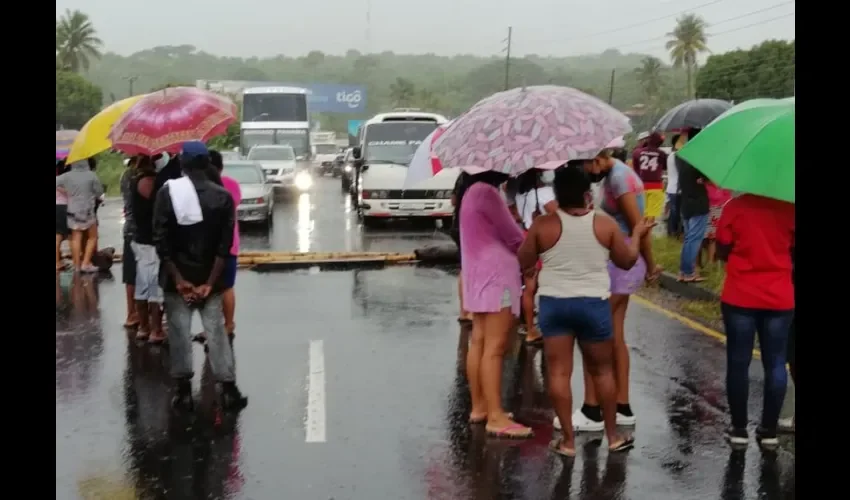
[{"xmin": 58, "ymin": 177, "xmax": 794, "ymax": 500}]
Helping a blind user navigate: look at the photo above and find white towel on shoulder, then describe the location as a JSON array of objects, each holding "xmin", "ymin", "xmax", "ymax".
[{"xmin": 166, "ymin": 177, "xmax": 203, "ymax": 226}]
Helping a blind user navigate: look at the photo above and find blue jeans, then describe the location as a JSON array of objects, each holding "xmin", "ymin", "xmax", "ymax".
[
  {"xmin": 679, "ymin": 214, "xmax": 708, "ymax": 276},
  {"xmin": 666, "ymin": 193, "xmax": 681, "ymax": 236},
  {"xmin": 721, "ymin": 303, "xmax": 794, "ymax": 430}
]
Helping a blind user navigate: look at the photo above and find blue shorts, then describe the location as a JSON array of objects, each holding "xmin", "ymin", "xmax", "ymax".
[
  {"xmin": 223, "ymin": 255, "xmax": 237, "ymax": 289},
  {"xmin": 538, "ymin": 296, "xmax": 612, "ymax": 343}
]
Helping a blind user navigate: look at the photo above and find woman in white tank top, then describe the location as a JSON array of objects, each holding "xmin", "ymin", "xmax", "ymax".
[{"xmin": 517, "ymin": 163, "xmax": 654, "ymax": 456}]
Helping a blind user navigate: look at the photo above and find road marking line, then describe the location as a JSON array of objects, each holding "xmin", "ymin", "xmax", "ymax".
[
  {"xmin": 306, "ymin": 340, "xmax": 326, "ymax": 443},
  {"xmin": 632, "ymin": 295, "xmax": 762, "ymax": 359}
]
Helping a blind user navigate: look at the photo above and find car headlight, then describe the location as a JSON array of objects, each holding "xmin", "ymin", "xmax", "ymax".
[
  {"xmin": 294, "ymin": 171, "xmax": 313, "ymax": 190},
  {"xmin": 435, "ymin": 190, "xmax": 452, "ymax": 199},
  {"xmin": 240, "ymin": 197, "xmax": 265, "ymax": 205}
]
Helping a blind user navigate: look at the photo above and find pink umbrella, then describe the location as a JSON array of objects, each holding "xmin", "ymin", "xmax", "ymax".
[
  {"xmin": 433, "ymin": 85, "xmax": 632, "ymax": 176},
  {"xmin": 108, "ymin": 87, "xmax": 237, "ymax": 156},
  {"xmin": 402, "ymin": 120, "xmax": 452, "ymax": 189}
]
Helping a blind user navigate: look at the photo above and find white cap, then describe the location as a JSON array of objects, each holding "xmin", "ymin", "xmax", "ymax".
[
  {"xmin": 123, "ymin": 158, "xmax": 130, "ymax": 166},
  {"xmin": 637, "ymin": 131, "xmax": 650, "ymax": 141}
]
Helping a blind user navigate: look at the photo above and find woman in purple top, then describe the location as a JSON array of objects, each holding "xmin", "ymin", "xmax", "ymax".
[{"xmin": 459, "ymin": 171, "xmax": 532, "ymax": 439}]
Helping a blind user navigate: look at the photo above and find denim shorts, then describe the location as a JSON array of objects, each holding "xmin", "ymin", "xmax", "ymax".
[
  {"xmin": 538, "ymin": 296, "xmax": 612, "ymax": 342},
  {"xmin": 223, "ymin": 255, "xmax": 238, "ymax": 289}
]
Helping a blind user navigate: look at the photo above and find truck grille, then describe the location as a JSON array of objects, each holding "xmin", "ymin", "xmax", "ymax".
[{"xmin": 386, "ymin": 190, "xmax": 434, "ymax": 199}]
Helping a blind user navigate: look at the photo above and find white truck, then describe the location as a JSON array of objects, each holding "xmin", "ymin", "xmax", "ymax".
[{"xmin": 312, "ymin": 131, "xmax": 341, "ymax": 176}]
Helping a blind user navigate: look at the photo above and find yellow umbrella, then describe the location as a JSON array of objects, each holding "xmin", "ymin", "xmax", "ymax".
[{"xmin": 66, "ymin": 94, "xmax": 148, "ymax": 163}]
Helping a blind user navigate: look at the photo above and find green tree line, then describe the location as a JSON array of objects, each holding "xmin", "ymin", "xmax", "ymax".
[{"xmin": 57, "ymin": 9, "xmax": 794, "ymax": 140}]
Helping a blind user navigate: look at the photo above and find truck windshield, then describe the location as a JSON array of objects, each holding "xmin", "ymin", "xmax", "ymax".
[{"xmin": 363, "ymin": 122, "xmax": 437, "ymax": 166}]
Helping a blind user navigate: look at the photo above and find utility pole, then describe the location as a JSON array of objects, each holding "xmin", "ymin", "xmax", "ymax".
[
  {"xmin": 607, "ymin": 69, "xmax": 615, "ymax": 104},
  {"xmin": 365, "ymin": 0, "xmax": 372, "ymax": 54},
  {"xmin": 124, "ymin": 75, "xmax": 139, "ymax": 97},
  {"xmin": 502, "ymin": 27, "xmax": 513, "ymax": 90}
]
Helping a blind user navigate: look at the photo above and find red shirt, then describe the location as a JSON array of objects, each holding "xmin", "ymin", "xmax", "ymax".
[
  {"xmin": 632, "ymin": 147, "xmax": 668, "ymax": 188},
  {"xmin": 716, "ymin": 195, "xmax": 795, "ymax": 310}
]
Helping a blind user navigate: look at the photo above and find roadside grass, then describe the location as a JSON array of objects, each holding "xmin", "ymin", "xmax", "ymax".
[
  {"xmin": 681, "ymin": 299, "xmax": 722, "ymax": 323},
  {"xmin": 651, "ymin": 235, "xmax": 725, "ymax": 294},
  {"xmin": 648, "ymin": 235, "xmax": 725, "ymax": 325}
]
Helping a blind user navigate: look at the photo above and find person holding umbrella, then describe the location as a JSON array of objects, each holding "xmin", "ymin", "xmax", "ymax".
[
  {"xmin": 433, "ymin": 85, "xmax": 634, "ymax": 437},
  {"xmin": 676, "ymin": 97, "xmax": 795, "ymax": 449}
]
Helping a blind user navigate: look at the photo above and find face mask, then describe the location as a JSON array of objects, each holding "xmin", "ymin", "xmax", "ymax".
[
  {"xmin": 154, "ymin": 152, "xmax": 170, "ymax": 172},
  {"xmin": 540, "ymin": 171, "xmax": 555, "ymax": 184}
]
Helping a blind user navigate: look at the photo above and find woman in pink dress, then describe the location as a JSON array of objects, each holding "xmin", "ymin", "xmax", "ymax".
[{"xmin": 458, "ymin": 171, "xmax": 532, "ymax": 439}]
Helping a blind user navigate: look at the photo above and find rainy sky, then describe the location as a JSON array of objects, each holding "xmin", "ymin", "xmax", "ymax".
[{"xmin": 56, "ymin": 0, "xmax": 794, "ymax": 61}]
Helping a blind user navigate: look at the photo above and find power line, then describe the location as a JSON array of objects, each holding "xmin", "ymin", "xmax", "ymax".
[
  {"xmin": 559, "ymin": 0, "xmax": 728, "ymax": 42},
  {"xmin": 612, "ymin": 10, "xmax": 794, "ymax": 52}
]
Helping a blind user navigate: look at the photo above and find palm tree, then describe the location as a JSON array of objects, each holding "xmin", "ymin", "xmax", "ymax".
[
  {"xmin": 56, "ymin": 9, "xmax": 103, "ymax": 72},
  {"xmin": 665, "ymin": 14, "xmax": 709, "ymax": 99},
  {"xmin": 634, "ymin": 57, "xmax": 665, "ymax": 102}
]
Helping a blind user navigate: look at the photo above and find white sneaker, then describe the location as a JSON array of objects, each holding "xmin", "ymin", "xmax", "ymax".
[
  {"xmin": 778, "ymin": 416, "xmax": 795, "ymax": 433},
  {"xmin": 616, "ymin": 412, "xmax": 637, "ymax": 426},
  {"xmin": 572, "ymin": 408, "xmax": 604, "ymax": 432}
]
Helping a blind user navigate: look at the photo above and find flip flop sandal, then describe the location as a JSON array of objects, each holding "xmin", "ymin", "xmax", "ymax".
[
  {"xmin": 524, "ymin": 337, "xmax": 544, "ymax": 348},
  {"xmin": 135, "ymin": 330, "xmax": 150, "ymax": 342},
  {"xmin": 148, "ymin": 334, "xmax": 167, "ymax": 346},
  {"xmin": 469, "ymin": 412, "xmax": 513, "ymax": 425},
  {"xmin": 486, "ymin": 423, "xmax": 534, "ymax": 439},
  {"xmin": 124, "ymin": 321, "xmax": 140, "ymax": 329},
  {"xmin": 682, "ymin": 275, "xmax": 706, "ymax": 283},
  {"xmin": 608, "ymin": 437, "xmax": 635, "ymax": 453},
  {"xmin": 549, "ymin": 438, "xmax": 577, "ymax": 458}
]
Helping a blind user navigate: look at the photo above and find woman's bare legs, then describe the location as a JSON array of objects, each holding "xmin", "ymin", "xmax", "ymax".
[
  {"xmin": 482, "ymin": 308, "xmax": 531, "ymax": 436},
  {"xmin": 458, "ymin": 276, "xmax": 472, "ymax": 321},
  {"xmin": 581, "ymin": 339, "xmax": 632, "ymax": 449},
  {"xmin": 467, "ymin": 313, "xmax": 487, "ymax": 421},
  {"xmin": 81, "ymin": 224, "xmax": 98, "ymax": 268},
  {"xmin": 70, "ymin": 230, "xmax": 84, "ymax": 269},
  {"xmin": 56, "ymin": 234, "xmax": 65, "ymax": 270},
  {"xmin": 706, "ymin": 239, "xmax": 717, "ymax": 264},
  {"xmin": 222, "ymin": 288, "xmax": 236, "ymax": 334},
  {"xmin": 522, "ymin": 275, "xmax": 540, "ymax": 342},
  {"xmin": 582, "ymin": 294, "xmax": 632, "ymax": 414},
  {"xmin": 545, "ymin": 334, "xmax": 577, "ymax": 453}
]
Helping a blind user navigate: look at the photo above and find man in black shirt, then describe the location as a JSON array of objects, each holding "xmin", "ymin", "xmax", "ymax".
[
  {"xmin": 676, "ymin": 128, "xmax": 709, "ymax": 282},
  {"xmin": 153, "ymin": 141, "xmax": 247, "ymax": 411}
]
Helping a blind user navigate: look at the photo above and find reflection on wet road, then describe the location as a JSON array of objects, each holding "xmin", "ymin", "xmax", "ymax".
[{"xmin": 60, "ymin": 178, "xmax": 794, "ymax": 499}]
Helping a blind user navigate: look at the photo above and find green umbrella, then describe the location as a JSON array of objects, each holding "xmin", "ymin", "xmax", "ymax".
[{"xmin": 677, "ymin": 97, "xmax": 794, "ymax": 203}]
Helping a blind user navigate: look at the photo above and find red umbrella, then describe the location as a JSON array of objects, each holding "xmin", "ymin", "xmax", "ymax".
[{"xmin": 108, "ymin": 87, "xmax": 237, "ymax": 156}]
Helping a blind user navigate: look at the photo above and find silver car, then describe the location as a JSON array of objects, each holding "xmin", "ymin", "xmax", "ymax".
[{"xmin": 223, "ymin": 160, "xmax": 274, "ymax": 226}]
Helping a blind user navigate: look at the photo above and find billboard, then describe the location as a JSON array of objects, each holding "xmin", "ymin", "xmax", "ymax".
[
  {"xmin": 347, "ymin": 120, "xmax": 364, "ymax": 146},
  {"xmin": 197, "ymin": 80, "xmax": 366, "ymax": 114}
]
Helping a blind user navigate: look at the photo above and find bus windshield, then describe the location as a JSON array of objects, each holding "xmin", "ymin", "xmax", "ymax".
[{"xmin": 242, "ymin": 93, "xmax": 308, "ymax": 122}]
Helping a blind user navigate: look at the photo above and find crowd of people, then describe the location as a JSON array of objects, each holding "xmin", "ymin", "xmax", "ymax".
[
  {"xmin": 450, "ymin": 130, "xmax": 795, "ymax": 455},
  {"xmin": 56, "ymin": 142, "xmax": 248, "ymax": 412}
]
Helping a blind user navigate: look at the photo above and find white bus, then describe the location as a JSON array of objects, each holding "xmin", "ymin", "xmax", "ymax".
[
  {"xmin": 352, "ymin": 110, "xmax": 455, "ymax": 228},
  {"xmin": 240, "ymin": 86, "xmax": 312, "ymax": 161}
]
